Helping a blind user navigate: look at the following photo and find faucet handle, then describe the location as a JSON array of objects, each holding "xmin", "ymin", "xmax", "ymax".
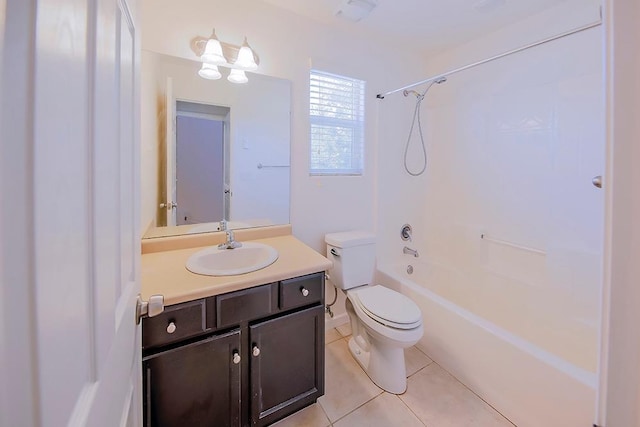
[
  {"xmin": 401, "ymin": 224, "xmax": 412, "ymax": 241},
  {"xmin": 218, "ymin": 219, "xmax": 228, "ymax": 231}
]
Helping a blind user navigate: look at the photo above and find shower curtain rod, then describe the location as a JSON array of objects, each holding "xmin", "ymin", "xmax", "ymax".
[{"xmin": 376, "ymin": 20, "xmax": 602, "ymax": 99}]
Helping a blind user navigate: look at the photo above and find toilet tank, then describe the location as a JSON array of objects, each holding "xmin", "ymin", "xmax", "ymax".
[{"xmin": 325, "ymin": 231, "xmax": 376, "ymax": 290}]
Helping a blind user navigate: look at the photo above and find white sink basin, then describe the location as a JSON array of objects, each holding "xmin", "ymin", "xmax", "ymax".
[{"xmin": 185, "ymin": 242, "xmax": 279, "ymax": 276}]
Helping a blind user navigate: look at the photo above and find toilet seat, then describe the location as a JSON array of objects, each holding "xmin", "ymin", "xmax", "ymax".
[{"xmin": 349, "ymin": 285, "xmax": 422, "ymax": 330}]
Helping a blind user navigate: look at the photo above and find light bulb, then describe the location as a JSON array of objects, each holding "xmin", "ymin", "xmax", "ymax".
[
  {"xmin": 227, "ymin": 69, "xmax": 248, "ymax": 84},
  {"xmin": 198, "ymin": 63, "xmax": 222, "ymax": 80},
  {"xmin": 201, "ymin": 34, "xmax": 226, "ymax": 65},
  {"xmin": 233, "ymin": 38, "xmax": 258, "ymax": 71}
]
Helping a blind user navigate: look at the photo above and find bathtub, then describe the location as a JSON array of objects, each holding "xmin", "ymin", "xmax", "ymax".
[{"xmin": 376, "ymin": 262, "xmax": 597, "ymax": 427}]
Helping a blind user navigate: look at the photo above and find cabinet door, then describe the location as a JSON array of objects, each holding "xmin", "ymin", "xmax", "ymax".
[
  {"xmin": 143, "ymin": 330, "xmax": 241, "ymax": 427},
  {"xmin": 250, "ymin": 305, "xmax": 325, "ymax": 426}
]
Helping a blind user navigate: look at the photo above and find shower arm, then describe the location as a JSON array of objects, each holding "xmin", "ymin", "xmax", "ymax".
[{"xmin": 375, "ymin": 19, "xmax": 602, "ymax": 99}]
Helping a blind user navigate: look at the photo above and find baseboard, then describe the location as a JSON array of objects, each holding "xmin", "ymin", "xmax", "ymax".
[{"xmin": 325, "ymin": 312, "xmax": 349, "ymax": 331}]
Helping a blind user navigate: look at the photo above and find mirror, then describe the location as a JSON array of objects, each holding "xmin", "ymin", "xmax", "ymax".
[{"xmin": 141, "ymin": 51, "xmax": 291, "ymax": 239}]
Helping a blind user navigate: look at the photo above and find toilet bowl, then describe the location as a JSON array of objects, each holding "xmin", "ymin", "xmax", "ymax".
[
  {"xmin": 344, "ymin": 285, "xmax": 423, "ymax": 393},
  {"xmin": 325, "ymin": 231, "xmax": 424, "ymax": 394}
]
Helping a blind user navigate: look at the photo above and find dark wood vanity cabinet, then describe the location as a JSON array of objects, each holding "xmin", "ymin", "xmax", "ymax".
[
  {"xmin": 142, "ymin": 272, "xmax": 325, "ymax": 427},
  {"xmin": 143, "ymin": 330, "xmax": 242, "ymax": 427},
  {"xmin": 250, "ymin": 305, "xmax": 325, "ymax": 426}
]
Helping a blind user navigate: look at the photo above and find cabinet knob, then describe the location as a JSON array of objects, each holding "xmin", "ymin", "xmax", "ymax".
[
  {"xmin": 232, "ymin": 351, "xmax": 241, "ymax": 364},
  {"xmin": 252, "ymin": 345, "xmax": 261, "ymax": 357},
  {"xmin": 166, "ymin": 322, "xmax": 176, "ymax": 334},
  {"xmin": 301, "ymin": 287, "xmax": 310, "ymax": 297}
]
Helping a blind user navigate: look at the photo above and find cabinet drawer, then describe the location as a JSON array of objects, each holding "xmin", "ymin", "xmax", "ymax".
[
  {"xmin": 217, "ymin": 283, "xmax": 277, "ymax": 328},
  {"xmin": 279, "ymin": 273, "xmax": 324, "ymax": 311},
  {"xmin": 143, "ymin": 299, "xmax": 212, "ymax": 350}
]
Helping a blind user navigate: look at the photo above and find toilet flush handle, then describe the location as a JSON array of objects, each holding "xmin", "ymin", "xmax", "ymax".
[{"xmin": 330, "ymin": 248, "xmax": 340, "ymax": 257}]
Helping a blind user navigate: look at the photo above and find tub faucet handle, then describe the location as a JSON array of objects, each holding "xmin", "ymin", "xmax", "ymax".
[{"xmin": 401, "ymin": 224, "xmax": 413, "ymax": 242}]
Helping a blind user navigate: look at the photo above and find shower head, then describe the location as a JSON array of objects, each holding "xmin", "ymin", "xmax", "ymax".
[
  {"xmin": 402, "ymin": 89, "xmax": 422, "ymax": 98},
  {"xmin": 403, "ymin": 76, "xmax": 448, "ymax": 99},
  {"xmin": 402, "ymin": 76, "xmax": 447, "ymax": 101}
]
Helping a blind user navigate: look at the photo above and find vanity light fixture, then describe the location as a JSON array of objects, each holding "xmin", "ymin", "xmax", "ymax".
[
  {"xmin": 227, "ymin": 69, "xmax": 249, "ymax": 84},
  {"xmin": 234, "ymin": 37, "xmax": 258, "ymax": 71},
  {"xmin": 198, "ymin": 63, "xmax": 222, "ymax": 80},
  {"xmin": 200, "ymin": 30, "xmax": 226, "ymax": 65},
  {"xmin": 194, "ymin": 29, "xmax": 260, "ymax": 83}
]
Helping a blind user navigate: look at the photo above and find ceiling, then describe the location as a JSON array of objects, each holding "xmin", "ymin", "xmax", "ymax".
[{"xmin": 259, "ymin": 0, "xmax": 569, "ymax": 55}]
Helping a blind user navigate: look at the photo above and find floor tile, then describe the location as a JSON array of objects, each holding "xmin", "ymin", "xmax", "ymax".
[
  {"xmin": 325, "ymin": 328, "xmax": 342, "ymax": 345},
  {"xmin": 399, "ymin": 364, "xmax": 514, "ymax": 427},
  {"xmin": 336, "ymin": 322, "xmax": 352, "ymax": 337},
  {"xmin": 318, "ymin": 339, "xmax": 382, "ymax": 422},
  {"xmin": 271, "ymin": 403, "xmax": 330, "ymax": 427},
  {"xmin": 405, "ymin": 346, "xmax": 433, "ymax": 377},
  {"xmin": 334, "ymin": 392, "xmax": 424, "ymax": 427}
]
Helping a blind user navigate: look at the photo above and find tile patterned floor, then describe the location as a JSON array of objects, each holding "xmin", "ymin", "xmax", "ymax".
[{"xmin": 272, "ymin": 327, "xmax": 516, "ymax": 427}]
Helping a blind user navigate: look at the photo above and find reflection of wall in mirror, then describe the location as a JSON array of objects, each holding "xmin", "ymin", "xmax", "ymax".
[
  {"xmin": 141, "ymin": 50, "xmax": 164, "ymax": 232},
  {"xmin": 140, "ymin": 51, "xmax": 290, "ymax": 233}
]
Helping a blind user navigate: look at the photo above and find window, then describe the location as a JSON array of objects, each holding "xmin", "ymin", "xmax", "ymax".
[{"xmin": 309, "ymin": 70, "xmax": 365, "ymax": 175}]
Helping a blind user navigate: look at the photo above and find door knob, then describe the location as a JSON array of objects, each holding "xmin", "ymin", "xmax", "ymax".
[
  {"xmin": 592, "ymin": 175, "xmax": 602, "ymax": 188},
  {"xmin": 252, "ymin": 345, "xmax": 261, "ymax": 357},
  {"xmin": 300, "ymin": 287, "xmax": 310, "ymax": 297},
  {"xmin": 232, "ymin": 351, "xmax": 241, "ymax": 364},
  {"xmin": 136, "ymin": 294, "xmax": 164, "ymax": 324}
]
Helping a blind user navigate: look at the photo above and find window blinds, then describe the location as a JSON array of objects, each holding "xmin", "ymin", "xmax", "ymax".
[{"xmin": 309, "ymin": 70, "xmax": 365, "ymax": 175}]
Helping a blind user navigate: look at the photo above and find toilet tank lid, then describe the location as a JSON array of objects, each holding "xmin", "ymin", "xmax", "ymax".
[{"xmin": 325, "ymin": 231, "xmax": 375, "ymax": 248}]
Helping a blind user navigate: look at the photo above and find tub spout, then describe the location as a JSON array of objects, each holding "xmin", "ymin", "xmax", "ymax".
[{"xmin": 403, "ymin": 246, "xmax": 419, "ymax": 257}]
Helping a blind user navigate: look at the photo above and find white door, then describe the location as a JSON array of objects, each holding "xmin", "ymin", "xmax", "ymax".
[
  {"xmin": 175, "ymin": 114, "xmax": 225, "ymax": 225},
  {"xmin": 1, "ymin": 0, "xmax": 143, "ymax": 426}
]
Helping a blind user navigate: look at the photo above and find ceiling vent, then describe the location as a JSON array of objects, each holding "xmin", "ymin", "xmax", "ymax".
[{"xmin": 334, "ymin": 0, "xmax": 378, "ymax": 22}]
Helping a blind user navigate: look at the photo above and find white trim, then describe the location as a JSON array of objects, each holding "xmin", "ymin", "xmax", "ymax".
[
  {"xmin": 1, "ymin": 1, "xmax": 39, "ymax": 425},
  {"xmin": 596, "ymin": 1, "xmax": 614, "ymax": 424},
  {"xmin": 600, "ymin": 0, "xmax": 640, "ymax": 425},
  {"xmin": 325, "ymin": 312, "xmax": 349, "ymax": 331}
]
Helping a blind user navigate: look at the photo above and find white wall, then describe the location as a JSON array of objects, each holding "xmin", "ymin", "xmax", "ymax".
[{"xmin": 140, "ymin": 0, "xmax": 428, "ymax": 250}]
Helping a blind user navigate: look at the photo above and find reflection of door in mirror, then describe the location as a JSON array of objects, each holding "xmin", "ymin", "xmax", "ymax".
[
  {"xmin": 176, "ymin": 114, "xmax": 223, "ymax": 225},
  {"xmin": 166, "ymin": 101, "xmax": 231, "ymax": 227}
]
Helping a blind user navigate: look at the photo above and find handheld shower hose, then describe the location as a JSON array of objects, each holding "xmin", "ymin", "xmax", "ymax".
[{"xmin": 402, "ymin": 77, "xmax": 446, "ymax": 176}]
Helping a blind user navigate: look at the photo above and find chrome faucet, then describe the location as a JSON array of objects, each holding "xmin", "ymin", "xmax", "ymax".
[
  {"xmin": 218, "ymin": 230, "xmax": 243, "ymax": 250},
  {"xmin": 403, "ymin": 246, "xmax": 419, "ymax": 257},
  {"xmin": 218, "ymin": 219, "xmax": 228, "ymax": 231}
]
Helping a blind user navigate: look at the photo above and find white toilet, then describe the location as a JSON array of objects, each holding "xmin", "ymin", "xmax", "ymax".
[{"xmin": 325, "ymin": 231, "xmax": 424, "ymax": 394}]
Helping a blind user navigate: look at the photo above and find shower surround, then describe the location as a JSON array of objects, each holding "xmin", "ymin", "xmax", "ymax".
[{"xmin": 376, "ymin": 1, "xmax": 604, "ymax": 426}]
